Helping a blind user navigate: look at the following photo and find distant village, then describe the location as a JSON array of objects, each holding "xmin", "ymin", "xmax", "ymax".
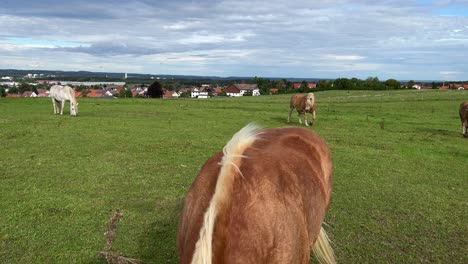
[
  {"xmin": 1, "ymin": 78, "xmax": 262, "ymax": 99},
  {"xmin": 1, "ymin": 73, "xmax": 466, "ymax": 99}
]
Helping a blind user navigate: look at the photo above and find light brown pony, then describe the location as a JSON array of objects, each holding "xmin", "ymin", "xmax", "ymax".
[
  {"xmin": 288, "ymin": 93, "xmax": 316, "ymax": 126},
  {"xmin": 459, "ymin": 102, "xmax": 468, "ymax": 137},
  {"xmin": 177, "ymin": 124, "xmax": 336, "ymax": 264}
]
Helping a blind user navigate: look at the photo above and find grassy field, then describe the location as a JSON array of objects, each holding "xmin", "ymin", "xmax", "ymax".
[{"xmin": 0, "ymin": 90, "xmax": 467, "ymax": 263}]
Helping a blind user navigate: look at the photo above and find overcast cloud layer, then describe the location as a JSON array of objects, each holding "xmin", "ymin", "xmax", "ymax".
[{"xmin": 1, "ymin": 0, "xmax": 467, "ymax": 80}]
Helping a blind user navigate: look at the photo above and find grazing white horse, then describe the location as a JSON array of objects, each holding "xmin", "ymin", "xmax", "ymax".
[{"xmin": 50, "ymin": 85, "xmax": 78, "ymax": 116}]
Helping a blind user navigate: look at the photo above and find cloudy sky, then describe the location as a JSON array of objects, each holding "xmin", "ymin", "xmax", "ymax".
[{"xmin": 1, "ymin": 0, "xmax": 467, "ymax": 80}]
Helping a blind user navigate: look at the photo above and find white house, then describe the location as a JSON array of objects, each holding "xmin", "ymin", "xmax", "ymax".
[
  {"xmin": 191, "ymin": 87, "xmax": 200, "ymax": 98},
  {"xmin": 198, "ymin": 91, "xmax": 209, "ymax": 99},
  {"xmin": 22, "ymin": 91, "xmax": 37, "ymax": 97},
  {"xmin": 191, "ymin": 87, "xmax": 210, "ymax": 98}
]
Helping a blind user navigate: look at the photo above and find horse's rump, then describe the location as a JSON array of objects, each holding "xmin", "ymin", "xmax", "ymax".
[
  {"xmin": 459, "ymin": 102, "xmax": 468, "ymax": 120},
  {"xmin": 460, "ymin": 102, "xmax": 468, "ymax": 137},
  {"xmin": 290, "ymin": 94, "xmax": 307, "ymax": 111}
]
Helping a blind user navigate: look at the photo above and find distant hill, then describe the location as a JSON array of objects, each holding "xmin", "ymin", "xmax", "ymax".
[{"xmin": 0, "ymin": 69, "xmax": 324, "ymax": 82}]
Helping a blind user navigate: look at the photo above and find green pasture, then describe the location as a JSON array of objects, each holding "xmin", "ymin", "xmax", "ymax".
[{"xmin": 0, "ymin": 90, "xmax": 467, "ymax": 263}]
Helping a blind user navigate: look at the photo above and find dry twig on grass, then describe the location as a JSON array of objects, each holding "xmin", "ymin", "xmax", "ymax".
[{"xmin": 99, "ymin": 209, "xmax": 144, "ymax": 264}]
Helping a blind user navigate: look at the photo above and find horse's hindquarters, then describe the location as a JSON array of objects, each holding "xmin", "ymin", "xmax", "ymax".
[{"xmin": 177, "ymin": 126, "xmax": 334, "ymax": 263}]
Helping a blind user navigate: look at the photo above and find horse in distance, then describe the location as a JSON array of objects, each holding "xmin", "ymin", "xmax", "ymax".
[
  {"xmin": 50, "ymin": 85, "xmax": 79, "ymax": 116},
  {"xmin": 288, "ymin": 93, "xmax": 316, "ymax": 126},
  {"xmin": 177, "ymin": 124, "xmax": 336, "ymax": 264},
  {"xmin": 459, "ymin": 102, "xmax": 468, "ymax": 137}
]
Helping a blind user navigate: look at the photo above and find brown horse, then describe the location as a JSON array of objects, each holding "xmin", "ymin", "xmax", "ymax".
[
  {"xmin": 459, "ymin": 102, "xmax": 468, "ymax": 137},
  {"xmin": 177, "ymin": 124, "xmax": 336, "ymax": 264},
  {"xmin": 288, "ymin": 93, "xmax": 316, "ymax": 126}
]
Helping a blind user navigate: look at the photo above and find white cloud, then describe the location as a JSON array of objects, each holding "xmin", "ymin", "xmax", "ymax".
[
  {"xmin": 322, "ymin": 54, "xmax": 366, "ymax": 61},
  {"xmin": 0, "ymin": 0, "xmax": 468, "ymax": 80},
  {"xmin": 440, "ymin": 71, "xmax": 462, "ymax": 75}
]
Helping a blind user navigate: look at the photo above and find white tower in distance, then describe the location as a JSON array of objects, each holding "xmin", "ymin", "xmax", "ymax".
[{"xmin": 124, "ymin": 73, "xmax": 127, "ymax": 79}]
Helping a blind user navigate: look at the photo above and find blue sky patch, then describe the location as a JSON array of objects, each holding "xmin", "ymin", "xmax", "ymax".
[{"xmin": 6, "ymin": 37, "xmax": 87, "ymax": 47}]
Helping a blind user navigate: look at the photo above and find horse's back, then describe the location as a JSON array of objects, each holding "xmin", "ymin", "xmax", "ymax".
[
  {"xmin": 290, "ymin": 94, "xmax": 306, "ymax": 108},
  {"xmin": 178, "ymin": 126, "xmax": 332, "ymax": 263},
  {"xmin": 50, "ymin": 85, "xmax": 74, "ymax": 101},
  {"xmin": 222, "ymin": 127, "xmax": 331, "ymax": 262}
]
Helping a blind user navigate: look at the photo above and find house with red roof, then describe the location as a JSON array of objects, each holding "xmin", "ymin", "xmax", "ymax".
[
  {"xmin": 269, "ymin": 88, "xmax": 279, "ymax": 94},
  {"xmin": 163, "ymin": 90, "xmax": 174, "ymax": 99},
  {"xmin": 293, "ymin": 82, "xmax": 316, "ymax": 89},
  {"xmin": 213, "ymin": 87, "xmax": 223, "ymax": 95},
  {"xmin": 37, "ymin": 89, "xmax": 49, "ymax": 97},
  {"xmin": 225, "ymin": 84, "xmax": 260, "ymax": 96},
  {"xmin": 86, "ymin": 89, "xmax": 106, "ymax": 97}
]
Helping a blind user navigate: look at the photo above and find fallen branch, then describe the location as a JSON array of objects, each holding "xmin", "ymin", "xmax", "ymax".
[
  {"xmin": 99, "ymin": 251, "xmax": 143, "ymax": 264},
  {"xmin": 99, "ymin": 209, "xmax": 143, "ymax": 264}
]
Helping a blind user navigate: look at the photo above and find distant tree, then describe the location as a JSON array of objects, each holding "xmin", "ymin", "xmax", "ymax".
[
  {"xmin": 82, "ymin": 89, "xmax": 90, "ymax": 97},
  {"xmin": 384, "ymin": 79, "xmax": 401, "ymax": 90},
  {"xmin": 316, "ymin": 80, "xmax": 331, "ymax": 90},
  {"xmin": 253, "ymin": 76, "xmax": 271, "ymax": 94},
  {"xmin": 147, "ymin": 81, "xmax": 163, "ymax": 98},
  {"xmin": 363, "ymin": 77, "xmax": 385, "ymax": 90},
  {"xmin": 210, "ymin": 81, "xmax": 219, "ymax": 88},
  {"xmin": 407, "ymin": 80, "xmax": 415, "ymax": 89},
  {"xmin": 282, "ymin": 79, "xmax": 293, "ymax": 92},
  {"xmin": 432, "ymin": 82, "xmax": 438, "ymax": 89},
  {"xmin": 18, "ymin": 82, "xmax": 31, "ymax": 94},
  {"xmin": 0, "ymin": 87, "xmax": 6, "ymax": 97},
  {"xmin": 164, "ymin": 81, "xmax": 179, "ymax": 91},
  {"xmin": 350, "ymin": 78, "xmax": 362, "ymax": 90},
  {"xmin": 298, "ymin": 80, "xmax": 308, "ymax": 92},
  {"xmin": 117, "ymin": 89, "xmax": 132, "ymax": 98},
  {"xmin": 75, "ymin": 85, "xmax": 87, "ymax": 92},
  {"xmin": 179, "ymin": 91, "xmax": 191, "ymax": 98},
  {"xmin": 272, "ymin": 79, "xmax": 285, "ymax": 93},
  {"xmin": 334, "ymin": 78, "xmax": 353, "ymax": 90},
  {"xmin": 8, "ymin": 87, "xmax": 19, "ymax": 94}
]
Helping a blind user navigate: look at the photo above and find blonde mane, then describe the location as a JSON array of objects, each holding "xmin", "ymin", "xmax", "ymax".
[
  {"xmin": 191, "ymin": 124, "xmax": 262, "ymax": 264},
  {"xmin": 306, "ymin": 93, "xmax": 315, "ymax": 111}
]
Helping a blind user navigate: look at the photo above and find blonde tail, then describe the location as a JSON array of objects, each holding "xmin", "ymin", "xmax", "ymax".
[{"xmin": 312, "ymin": 226, "xmax": 336, "ymax": 264}]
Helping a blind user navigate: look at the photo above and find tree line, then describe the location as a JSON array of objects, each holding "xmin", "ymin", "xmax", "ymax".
[
  {"xmin": 0, "ymin": 76, "xmax": 459, "ymax": 98},
  {"xmin": 251, "ymin": 76, "xmax": 449, "ymax": 95}
]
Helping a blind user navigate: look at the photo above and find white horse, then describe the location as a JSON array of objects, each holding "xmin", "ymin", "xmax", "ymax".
[{"xmin": 50, "ymin": 85, "xmax": 78, "ymax": 116}]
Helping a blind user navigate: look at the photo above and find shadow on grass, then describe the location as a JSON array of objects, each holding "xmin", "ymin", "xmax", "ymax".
[
  {"xmin": 137, "ymin": 198, "xmax": 185, "ymax": 264},
  {"xmin": 414, "ymin": 128, "xmax": 461, "ymax": 138},
  {"xmin": 271, "ymin": 116, "xmax": 290, "ymax": 124},
  {"xmin": 270, "ymin": 116, "xmax": 316, "ymax": 128}
]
